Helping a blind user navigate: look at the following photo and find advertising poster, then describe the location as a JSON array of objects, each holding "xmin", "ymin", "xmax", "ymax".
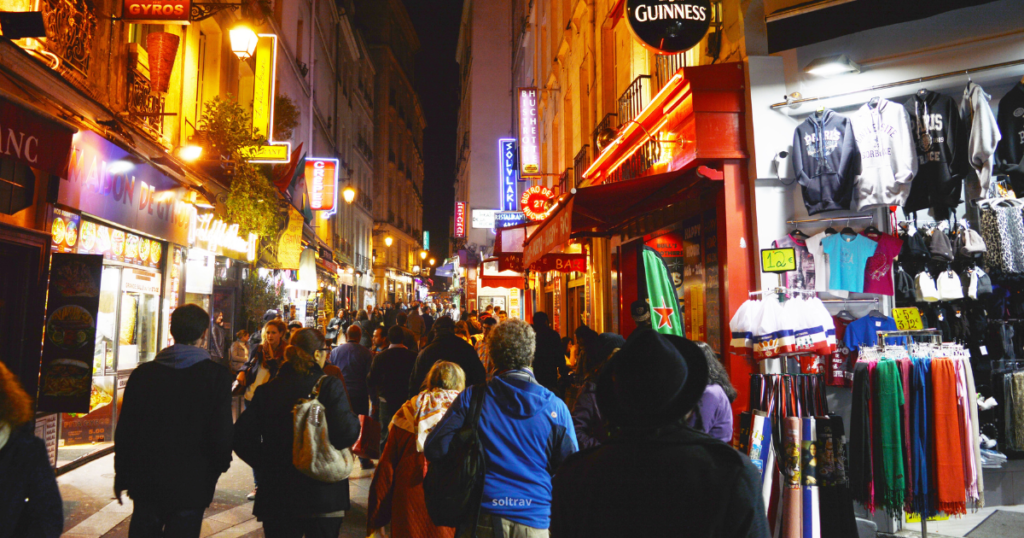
[
  {"xmin": 50, "ymin": 208, "xmax": 80, "ymax": 254},
  {"xmin": 37, "ymin": 253, "xmax": 104, "ymax": 413}
]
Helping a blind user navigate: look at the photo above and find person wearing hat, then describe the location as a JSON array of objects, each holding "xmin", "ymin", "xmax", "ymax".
[
  {"xmin": 407, "ymin": 316, "xmax": 485, "ymax": 399},
  {"xmin": 425, "ymin": 319, "xmax": 578, "ymax": 537},
  {"xmin": 569, "ymin": 328, "xmax": 625, "ymax": 449},
  {"xmin": 550, "ymin": 329, "xmax": 769, "ymax": 538}
]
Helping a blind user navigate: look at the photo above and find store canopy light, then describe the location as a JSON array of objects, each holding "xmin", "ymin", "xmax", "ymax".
[{"xmin": 803, "ymin": 54, "xmax": 860, "ymax": 77}]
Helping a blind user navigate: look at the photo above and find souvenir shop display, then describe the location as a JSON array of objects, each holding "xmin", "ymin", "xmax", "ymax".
[{"xmin": 792, "ymin": 109, "xmax": 861, "ymax": 215}]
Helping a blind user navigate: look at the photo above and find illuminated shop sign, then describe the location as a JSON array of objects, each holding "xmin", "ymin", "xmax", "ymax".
[
  {"xmin": 454, "ymin": 202, "xmax": 466, "ymax": 238},
  {"xmin": 423, "ymin": 230, "xmax": 430, "ymax": 250},
  {"xmin": 241, "ymin": 34, "xmax": 291, "ymax": 163},
  {"xmin": 194, "ymin": 214, "xmax": 258, "ymax": 262},
  {"xmin": 521, "ymin": 185, "xmax": 555, "ymax": 222},
  {"xmin": 626, "ymin": 0, "xmax": 711, "ymax": 54},
  {"xmin": 499, "ymin": 138, "xmax": 518, "ymax": 211},
  {"xmin": 495, "ymin": 211, "xmax": 526, "ymax": 228},
  {"xmin": 121, "ymin": 0, "xmax": 192, "ymax": 24},
  {"xmin": 304, "ymin": 158, "xmax": 338, "ymax": 212},
  {"xmin": 517, "ymin": 89, "xmax": 540, "ymax": 176}
]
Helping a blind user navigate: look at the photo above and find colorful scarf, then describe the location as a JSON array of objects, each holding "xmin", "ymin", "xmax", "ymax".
[
  {"xmin": 1014, "ymin": 372, "xmax": 1024, "ymax": 450},
  {"xmin": 897, "ymin": 358, "xmax": 914, "ymax": 508},
  {"xmin": 909, "ymin": 358, "xmax": 932, "ymax": 516},
  {"xmin": 875, "ymin": 360, "xmax": 905, "ymax": 516},
  {"xmin": 954, "ymin": 360, "xmax": 978, "ymax": 504},
  {"xmin": 390, "ymin": 388, "xmax": 461, "ymax": 452},
  {"xmin": 849, "ymin": 362, "xmax": 872, "ymax": 510},
  {"xmin": 931, "ymin": 359, "xmax": 966, "ymax": 516}
]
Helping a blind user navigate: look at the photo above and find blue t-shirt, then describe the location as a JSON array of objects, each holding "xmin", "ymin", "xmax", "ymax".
[
  {"xmin": 844, "ymin": 315, "xmax": 903, "ymax": 351},
  {"xmin": 822, "ymin": 233, "xmax": 878, "ymax": 293}
]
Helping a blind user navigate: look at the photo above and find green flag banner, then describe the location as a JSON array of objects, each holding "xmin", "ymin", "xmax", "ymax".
[{"xmin": 642, "ymin": 246, "xmax": 684, "ymax": 336}]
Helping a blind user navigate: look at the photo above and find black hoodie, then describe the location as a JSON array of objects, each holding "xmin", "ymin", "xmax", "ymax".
[
  {"xmin": 792, "ymin": 109, "xmax": 861, "ymax": 215},
  {"xmin": 903, "ymin": 91, "xmax": 969, "ymax": 216},
  {"xmin": 996, "ymin": 82, "xmax": 1024, "ymax": 193}
]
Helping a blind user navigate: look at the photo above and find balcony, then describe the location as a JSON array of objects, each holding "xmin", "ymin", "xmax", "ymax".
[
  {"xmin": 617, "ymin": 75, "xmax": 652, "ymax": 128},
  {"xmin": 37, "ymin": 0, "xmax": 97, "ymax": 87},
  {"xmin": 656, "ymin": 54, "xmax": 687, "ymax": 91},
  {"xmin": 356, "ymin": 135, "xmax": 373, "ymax": 161},
  {"xmin": 572, "ymin": 145, "xmax": 590, "ymax": 188},
  {"xmin": 605, "ymin": 138, "xmax": 660, "ymax": 184},
  {"xmin": 126, "ymin": 60, "xmax": 166, "ymax": 140},
  {"xmin": 593, "ymin": 113, "xmax": 618, "ymax": 151},
  {"xmin": 557, "ymin": 167, "xmax": 572, "ymax": 197}
]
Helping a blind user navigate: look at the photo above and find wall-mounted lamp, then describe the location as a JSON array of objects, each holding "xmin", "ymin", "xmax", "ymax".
[
  {"xmin": 343, "ymin": 186, "xmax": 356, "ymax": 204},
  {"xmin": 429, "ymin": 258, "xmax": 435, "ymax": 267},
  {"xmin": 229, "ymin": 26, "xmax": 259, "ymax": 60},
  {"xmin": 803, "ymin": 54, "xmax": 861, "ymax": 77},
  {"xmin": 420, "ymin": 250, "xmax": 427, "ymax": 260},
  {"xmin": 178, "ymin": 145, "xmax": 203, "ymax": 161},
  {"xmin": 384, "ymin": 235, "xmax": 393, "ymax": 247}
]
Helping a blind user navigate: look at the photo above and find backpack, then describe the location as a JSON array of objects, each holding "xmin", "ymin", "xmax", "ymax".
[
  {"xmin": 292, "ymin": 375, "xmax": 355, "ymax": 482},
  {"xmin": 423, "ymin": 384, "xmax": 488, "ymax": 530}
]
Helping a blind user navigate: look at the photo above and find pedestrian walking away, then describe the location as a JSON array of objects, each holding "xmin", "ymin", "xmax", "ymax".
[
  {"xmin": 408, "ymin": 316, "xmax": 485, "ymax": 399},
  {"xmin": 367, "ymin": 325, "xmax": 419, "ymax": 454},
  {"xmin": 114, "ymin": 304, "xmax": 234, "ymax": 538},
  {"xmin": 329, "ymin": 324, "xmax": 374, "ymax": 469}
]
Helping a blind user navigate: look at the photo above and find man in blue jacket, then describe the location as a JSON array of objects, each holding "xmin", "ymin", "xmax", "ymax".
[{"xmin": 426, "ymin": 318, "xmax": 578, "ymax": 537}]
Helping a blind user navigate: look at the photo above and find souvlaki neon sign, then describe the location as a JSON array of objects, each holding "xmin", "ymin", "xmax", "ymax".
[{"xmin": 194, "ymin": 213, "xmax": 258, "ymax": 261}]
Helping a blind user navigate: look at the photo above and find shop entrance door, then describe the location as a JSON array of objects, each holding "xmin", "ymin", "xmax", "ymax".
[{"xmin": 0, "ymin": 240, "xmax": 44, "ymax": 394}]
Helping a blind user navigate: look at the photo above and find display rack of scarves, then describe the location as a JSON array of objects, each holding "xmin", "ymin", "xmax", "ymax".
[
  {"xmin": 850, "ymin": 337, "xmax": 983, "ymax": 522},
  {"xmin": 746, "ymin": 373, "xmax": 859, "ymax": 538}
]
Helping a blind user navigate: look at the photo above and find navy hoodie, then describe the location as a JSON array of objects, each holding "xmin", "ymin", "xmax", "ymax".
[
  {"xmin": 792, "ymin": 109, "xmax": 861, "ymax": 215},
  {"xmin": 903, "ymin": 90, "xmax": 969, "ymax": 216},
  {"xmin": 425, "ymin": 370, "xmax": 578, "ymax": 529}
]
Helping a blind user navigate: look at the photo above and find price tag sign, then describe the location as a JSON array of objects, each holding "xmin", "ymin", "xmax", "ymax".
[
  {"xmin": 892, "ymin": 307, "xmax": 923, "ymax": 331},
  {"xmin": 761, "ymin": 248, "xmax": 796, "ymax": 273}
]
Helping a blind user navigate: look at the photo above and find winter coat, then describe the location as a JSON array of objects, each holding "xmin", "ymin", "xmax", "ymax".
[
  {"xmin": 531, "ymin": 323, "xmax": 567, "ymax": 393},
  {"xmin": 0, "ymin": 426, "xmax": 63, "ymax": 538},
  {"xmin": 850, "ymin": 98, "xmax": 917, "ymax": 210},
  {"xmin": 328, "ymin": 342, "xmax": 373, "ymax": 415},
  {"xmin": 550, "ymin": 425, "xmax": 769, "ymax": 538},
  {"xmin": 229, "ymin": 340, "xmax": 249, "ymax": 373},
  {"xmin": 114, "ymin": 345, "xmax": 233, "ymax": 510},
  {"xmin": 233, "ymin": 362, "xmax": 361, "ymax": 520},
  {"xmin": 570, "ymin": 382, "xmax": 607, "ymax": 450},
  {"xmin": 903, "ymin": 91, "xmax": 969, "ymax": 214},
  {"xmin": 241, "ymin": 344, "xmax": 284, "ymax": 401},
  {"xmin": 408, "ymin": 331, "xmax": 486, "ymax": 398},
  {"xmin": 367, "ymin": 345, "xmax": 418, "ymax": 407},
  {"xmin": 686, "ymin": 384, "xmax": 734, "ymax": 443},
  {"xmin": 208, "ymin": 322, "xmax": 229, "ymax": 367},
  {"xmin": 960, "ymin": 82, "xmax": 1001, "ymax": 200},
  {"xmin": 996, "ymin": 82, "xmax": 1024, "ymax": 191},
  {"xmin": 425, "ymin": 370, "xmax": 578, "ymax": 529},
  {"xmin": 359, "ymin": 319, "xmax": 379, "ymax": 348},
  {"xmin": 407, "ymin": 311, "xmax": 425, "ymax": 337},
  {"xmin": 792, "ymin": 109, "xmax": 861, "ymax": 215}
]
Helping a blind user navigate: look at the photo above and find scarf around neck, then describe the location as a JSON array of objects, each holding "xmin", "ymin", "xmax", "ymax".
[{"xmin": 391, "ymin": 388, "xmax": 461, "ymax": 452}]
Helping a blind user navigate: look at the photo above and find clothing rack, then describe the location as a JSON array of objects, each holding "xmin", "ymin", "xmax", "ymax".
[
  {"xmin": 786, "ymin": 215, "xmax": 874, "ymax": 225},
  {"xmin": 770, "ymin": 58, "xmax": 1024, "ymax": 109}
]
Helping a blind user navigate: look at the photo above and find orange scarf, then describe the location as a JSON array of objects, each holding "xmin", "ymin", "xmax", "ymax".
[{"xmin": 930, "ymin": 359, "xmax": 966, "ymax": 516}]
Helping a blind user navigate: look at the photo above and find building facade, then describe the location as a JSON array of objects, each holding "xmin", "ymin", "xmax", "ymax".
[{"xmin": 355, "ymin": 0, "xmax": 427, "ymax": 306}]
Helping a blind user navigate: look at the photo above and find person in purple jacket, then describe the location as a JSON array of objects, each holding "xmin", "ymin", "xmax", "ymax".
[
  {"xmin": 570, "ymin": 329, "xmax": 625, "ymax": 449},
  {"xmin": 683, "ymin": 340, "xmax": 738, "ymax": 443}
]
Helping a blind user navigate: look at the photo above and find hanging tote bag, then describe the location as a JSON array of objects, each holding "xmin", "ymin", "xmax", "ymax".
[
  {"xmin": 293, "ymin": 375, "xmax": 356, "ymax": 482},
  {"xmin": 423, "ymin": 384, "xmax": 488, "ymax": 532}
]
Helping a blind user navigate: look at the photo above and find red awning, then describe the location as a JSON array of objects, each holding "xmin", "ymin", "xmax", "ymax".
[
  {"xmin": 0, "ymin": 96, "xmax": 75, "ymax": 177},
  {"xmin": 481, "ymin": 275, "xmax": 523, "ymax": 289},
  {"xmin": 522, "ymin": 163, "xmax": 722, "ymax": 267}
]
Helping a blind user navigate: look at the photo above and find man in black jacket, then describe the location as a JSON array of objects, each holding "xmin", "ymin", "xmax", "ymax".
[
  {"xmin": 531, "ymin": 311, "xmax": 567, "ymax": 395},
  {"xmin": 395, "ymin": 311, "xmax": 419, "ymax": 352},
  {"xmin": 408, "ymin": 316, "xmax": 485, "ymax": 398},
  {"xmin": 367, "ymin": 325, "xmax": 418, "ymax": 452},
  {"xmin": 115, "ymin": 304, "xmax": 234, "ymax": 537}
]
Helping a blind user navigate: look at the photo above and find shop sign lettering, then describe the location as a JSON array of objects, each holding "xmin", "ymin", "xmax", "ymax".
[
  {"xmin": 304, "ymin": 158, "xmax": 338, "ymax": 212},
  {"xmin": 518, "ymin": 89, "xmax": 540, "ymax": 175},
  {"xmin": 121, "ymin": 0, "xmax": 191, "ymax": 23},
  {"xmin": 0, "ymin": 96, "xmax": 75, "ymax": 176},
  {"xmin": 523, "ymin": 198, "xmax": 573, "ymax": 268},
  {"xmin": 454, "ymin": 201, "xmax": 467, "ymax": 238},
  {"xmin": 193, "ymin": 214, "xmax": 258, "ymax": 262},
  {"xmin": 499, "ymin": 138, "xmax": 518, "ymax": 211}
]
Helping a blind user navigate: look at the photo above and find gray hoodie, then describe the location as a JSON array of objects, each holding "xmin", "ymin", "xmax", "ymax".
[
  {"xmin": 960, "ymin": 82, "xmax": 1001, "ymax": 201},
  {"xmin": 153, "ymin": 344, "xmax": 212, "ymax": 369},
  {"xmin": 850, "ymin": 98, "xmax": 918, "ymax": 210}
]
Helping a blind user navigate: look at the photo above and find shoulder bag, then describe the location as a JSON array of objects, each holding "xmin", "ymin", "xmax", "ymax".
[
  {"xmin": 293, "ymin": 375, "xmax": 356, "ymax": 482},
  {"xmin": 423, "ymin": 384, "xmax": 487, "ymax": 530}
]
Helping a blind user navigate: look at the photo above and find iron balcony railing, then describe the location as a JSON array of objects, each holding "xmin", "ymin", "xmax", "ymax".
[
  {"xmin": 126, "ymin": 64, "xmax": 166, "ymax": 139},
  {"xmin": 617, "ymin": 75, "xmax": 652, "ymax": 128},
  {"xmin": 656, "ymin": 54, "xmax": 687, "ymax": 91},
  {"xmin": 557, "ymin": 167, "xmax": 572, "ymax": 197},
  {"xmin": 593, "ymin": 113, "xmax": 618, "ymax": 151},
  {"xmin": 573, "ymin": 145, "xmax": 590, "ymax": 188},
  {"xmin": 605, "ymin": 138, "xmax": 660, "ymax": 184}
]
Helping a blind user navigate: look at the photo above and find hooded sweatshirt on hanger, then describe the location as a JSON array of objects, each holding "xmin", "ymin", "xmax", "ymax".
[
  {"xmin": 850, "ymin": 98, "xmax": 917, "ymax": 210},
  {"xmin": 960, "ymin": 82, "xmax": 1001, "ymax": 201},
  {"xmin": 903, "ymin": 91, "xmax": 969, "ymax": 216},
  {"xmin": 793, "ymin": 109, "xmax": 862, "ymax": 215},
  {"xmin": 996, "ymin": 81, "xmax": 1024, "ymax": 193}
]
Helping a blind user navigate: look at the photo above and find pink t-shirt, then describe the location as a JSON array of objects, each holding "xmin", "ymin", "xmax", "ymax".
[{"xmin": 861, "ymin": 231, "xmax": 903, "ymax": 295}]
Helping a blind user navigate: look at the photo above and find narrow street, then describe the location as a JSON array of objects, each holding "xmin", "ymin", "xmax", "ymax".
[{"xmin": 58, "ymin": 455, "xmax": 376, "ymax": 538}]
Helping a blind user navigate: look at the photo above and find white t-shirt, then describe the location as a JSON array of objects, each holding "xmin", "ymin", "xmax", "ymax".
[{"xmin": 806, "ymin": 232, "xmax": 849, "ymax": 298}]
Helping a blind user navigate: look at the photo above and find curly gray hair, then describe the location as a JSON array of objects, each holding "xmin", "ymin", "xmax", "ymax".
[{"xmin": 487, "ymin": 318, "xmax": 536, "ymax": 371}]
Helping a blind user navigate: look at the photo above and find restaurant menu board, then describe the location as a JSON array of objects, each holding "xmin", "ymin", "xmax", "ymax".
[
  {"xmin": 76, "ymin": 219, "xmax": 162, "ymax": 269},
  {"xmin": 34, "ymin": 414, "xmax": 59, "ymax": 468},
  {"xmin": 37, "ymin": 254, "xmax": 103, "ymax": 413},
  {"xmin": 50, "ymin": 208, "xmax": 81, "ymax": 254},
  {"xmin": 703, "ymin": 210, "xmax": 721, "ymax": 354}
]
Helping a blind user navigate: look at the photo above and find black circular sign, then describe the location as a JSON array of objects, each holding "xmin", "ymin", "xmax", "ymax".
[{"xmin": 626, "ymin": 0, "xmax": 712, "ymax": 55}]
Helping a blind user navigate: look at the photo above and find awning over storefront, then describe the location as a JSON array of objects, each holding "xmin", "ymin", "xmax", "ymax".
[
  {"xmin": 0, "ymin": 94, "xmax": 76, "ymax": 177},
  {"xmin": 522, "ymin": 163, "xmax": 722, "ymax": 267},
  {"xmin": 435, "ymin": 263, "xmax": 455, "ymax": 278},
  {"xmin": 481, "ymin": 274, "xmax": 522, "ymax": 289}
]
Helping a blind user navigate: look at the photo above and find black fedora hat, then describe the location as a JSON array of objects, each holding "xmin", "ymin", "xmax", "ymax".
[{"xmin": 596, "ymin": 328, "xmax": 709, "ymax": 429}]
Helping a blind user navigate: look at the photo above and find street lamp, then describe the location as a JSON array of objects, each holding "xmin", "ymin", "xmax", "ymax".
[
  {"xmin": 342, "ymin": 186, "xmax": 356, "ymax": 204},
  {"xmin": 429, "ymin": 258, "xmax": 435, "ymax": 266},
  {"xmin": 384, "ymin": 235, "xmax": 393, "ymax": 247},
  {"xmin": 229, "ymin": 26, "xmax": 259, "ymax": 60},
  {"xmin": 420, "ymin": 250, "xmax": 427, "ymax": 260}
]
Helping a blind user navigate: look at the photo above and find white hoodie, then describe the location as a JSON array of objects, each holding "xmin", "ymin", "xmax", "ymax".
[
  {"xmin": 960, "ymin": 82, "xmax": 1001, "ymax": 201},
  {"xmin": 850, "ymin": 98, "xmax": 917, "ymax": 210}
]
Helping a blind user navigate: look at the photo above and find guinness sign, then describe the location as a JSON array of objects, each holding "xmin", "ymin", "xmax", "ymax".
[{"xmin": 626, "ymin": 0, "xmax": 711, "ymax": 55}]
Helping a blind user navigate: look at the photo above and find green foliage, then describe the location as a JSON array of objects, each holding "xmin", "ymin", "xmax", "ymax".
[
  {"xmin": 226, "ymin": 162, "xmax": 281, "ymax": 245},
  {"xmin": 239, "ymin": 269, "xmax": 284, "ymax": 332},
  {"xmin": 197, "ymin": 95, "xmax": 262, "ymax": 158},
  {"xmin": 273, "ymin": 94, "xmax": 301, "ymax": 141}
]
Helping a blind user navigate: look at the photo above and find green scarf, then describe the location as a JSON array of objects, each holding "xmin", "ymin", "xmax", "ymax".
[{"xmin": 875, "ymin": 359, "xmax": 905, "ymax": 516}]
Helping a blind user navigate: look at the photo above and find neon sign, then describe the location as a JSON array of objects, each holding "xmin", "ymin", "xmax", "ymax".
[
  {"xmin": 518, "ymin": 89, "xmax": 540, "ymax": 175},
  {"xmin": 241, "ymin": 34, "xmax": 291, "ymax": 163},
  {"xmin": 304, "ymin": 158, "xmax": 338, "ymax": 213},
  {"xmin": 521, "ymin": 185, "xmax": 555, "ymax": 221},
  {"xmin": 194, "ymin": 214, "xmax": 258, "ymax": 262},
  {"xmin": 499, "ymin": 138, "xmax": 518, "ymax": 211}
]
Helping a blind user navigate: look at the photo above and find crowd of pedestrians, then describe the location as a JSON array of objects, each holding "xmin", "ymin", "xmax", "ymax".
[{"xmin": 0, "ymin": 298, "xmax": 768, "ymax": 538}]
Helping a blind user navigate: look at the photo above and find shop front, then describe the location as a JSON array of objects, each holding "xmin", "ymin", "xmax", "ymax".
[{"xmin": 46, "ymin": 128, "xmax": 195, "ymax": 464}]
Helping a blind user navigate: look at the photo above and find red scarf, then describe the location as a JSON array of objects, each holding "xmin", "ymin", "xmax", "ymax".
[{"xmin": 930, "ymin": 359, "xmax": 966, "ymax": 516}]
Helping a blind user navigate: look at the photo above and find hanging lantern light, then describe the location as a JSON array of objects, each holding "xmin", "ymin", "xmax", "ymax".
[{"xmin": 229, "ymin": 26, "xmax": 259, "ymax": 60}]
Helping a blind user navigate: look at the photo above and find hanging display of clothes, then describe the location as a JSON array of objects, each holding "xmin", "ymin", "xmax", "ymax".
[
  {"xmin": 792, "ymin": 109, "xmax": 862, "ymax": 215},
  {"xmin": 960, "ymin": 82, "xmax": 1002, "ymax": 201},
  {"xmin": 995, "ymin": 81, "xmax": 1024, "ymax": 194},
  {"xmin": 903, "ymin": 90, "xmax": 970, "ymax": 218},
  {"xmin": 773, "ymin": 233, "xmax": 817, "ymax": 290},
  {"xmin": 979, "ymin": 198, "xmax": 1024, "ymax": 275},
  {"xmin": 729, "ymin": 292, "xmax": 836, "ymax": 361},
  {"xmin": 806, "ymin": 231, "xmax": 849, "ymax": 298},
  {"xmin": 849, "ymin": 97, "xmax": 918, "ymax": 211}
]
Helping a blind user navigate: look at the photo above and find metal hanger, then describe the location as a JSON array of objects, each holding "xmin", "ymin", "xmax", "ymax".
[
  {"xmin": 840, "ymin": 218, "xmax": 857, "ymax": 238},
  {"xmin": 837, "ymin": 300, "xmax": 857, "ymax": 321},
  {"xmin": 790, "ymin": 222, "xmax": 810, "ymax": 240}
]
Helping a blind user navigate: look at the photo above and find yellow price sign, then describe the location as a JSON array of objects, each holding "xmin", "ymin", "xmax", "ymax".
[
  {"xmin": 906, "ymin": 511, "xmax": 949, "ymax": 523},
  {"xmin": 761, "ymin": 248, "xmax": 796, "ymax": 273},
  {"xmin": 892, "ymin": 307, "xmax": 923, "ymax": 331}
]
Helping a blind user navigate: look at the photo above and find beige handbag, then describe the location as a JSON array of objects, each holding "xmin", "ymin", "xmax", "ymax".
[{"xmin": 293, "ymin": 375, "xmax": 355, "ymax": 482}]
